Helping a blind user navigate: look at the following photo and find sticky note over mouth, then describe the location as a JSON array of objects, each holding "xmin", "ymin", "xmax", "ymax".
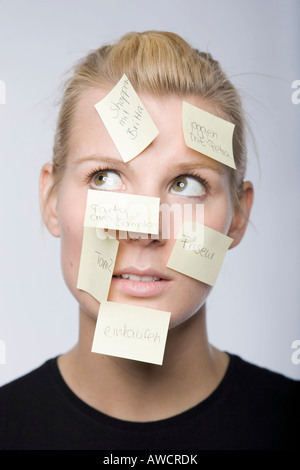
[
  {"xmin": 77, "ymin": 227, "xmax": 119, "ymax": 302},
  {"xmin": 92, "ymin": 301, "xmax": 171, "ymax": 365},
  {"xmin": 94, "ymin": 74, "xmax": 159, "ymax": 162},
  {"xmin": 167, "ymin": 221, "xmax": 233, "ymax": 286},
  {"xmin": 182, "ymin": 101, "xmax": 236, "ymax": 169},
  {"xmin": 84, "ymin": 189, "xmax": 160, "ymax": 235}
]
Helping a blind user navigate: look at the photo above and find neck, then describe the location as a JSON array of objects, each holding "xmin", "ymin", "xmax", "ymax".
[{"xmin": 58, "ymin": 303, "xmax": 228, "ymax": 422}]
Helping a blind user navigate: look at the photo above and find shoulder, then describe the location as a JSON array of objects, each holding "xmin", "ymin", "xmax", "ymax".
[
  {"xmin": 228, "ymin": 353, "xmax": 300, "ymax": 388},
  {"xmin": 0, "ymin": 359, "xmax": 58, "ymax": 414},
  {"xmin": 0, "ymin": 358, "xmax": 56, "ymax": 401},
  {"xmin": 215, "ymin": 354, "xmax": 300, "ymax": 449},
  {"xmin": 0, "ymin": 358, "xmax": 59, "ymax": 449},
  {"xmin": 225, "ymin": 353, "xmax": 300, "ymax": 417}
]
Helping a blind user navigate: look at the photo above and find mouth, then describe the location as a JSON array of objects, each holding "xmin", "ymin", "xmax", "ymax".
[
  {"xmin": 113, "ymin": 274, "xmax": 163, "ymax": 282},
  {"xmin": 111, "ymin": 268, "xmax": 171, "ymax": 297}
]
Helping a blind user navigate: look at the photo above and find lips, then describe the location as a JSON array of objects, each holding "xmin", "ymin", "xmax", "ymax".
[
  {"xmin": 111, "ymin": 267, "xmax": 171, "ymax": 297},
  {"xmin": 113, "ymin": 267, "xmax": 170, "ymax": 281},
  {"xmin": 114, "ymin": 274, "xmax": 162, "ymax": 282}
]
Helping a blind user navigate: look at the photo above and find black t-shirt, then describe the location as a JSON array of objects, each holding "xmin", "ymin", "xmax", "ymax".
[{"xmin": 0, "ymin": 354, "xmax": 299, "ymax": 450}]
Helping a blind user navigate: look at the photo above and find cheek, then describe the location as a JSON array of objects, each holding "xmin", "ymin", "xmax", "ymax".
[
  {"xmin": 169, "ymin": 276, "xmax": 211, "ymax": 328},
  {"xmin": 204, "ymin": 196, "xmax": 233, "ymax": 234},
  {"xmin": 60, "ymin": 222, "xmax": 83, "ymax": 295},
  {"xmin": 60, "ymin": 221, "xmax": 101, "ymax": 319},
  {"xmin": 57, "ymin": 184, "xmax": 87, "ymax": 296}
]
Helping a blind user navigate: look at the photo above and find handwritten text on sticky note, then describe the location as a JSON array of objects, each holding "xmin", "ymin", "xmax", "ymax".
[
  {"xmin": 94, "ymin": 74, "xmax": 159, "ymax": 162},
  {"xmin": 92, "ymin": 301, "xmax": 171, "ymax": 365},
  {"xmin": 77, "ymin": 227, "xmax": 119, "ymax": 302},
  {"xmin": 167, "ymin": 222, "xmax": 233, "ymax": 286},
  {"xmin": 84, "ymin": 189, "xmax": 160, "ymax": 235},
  {"xmin": 182, "ymin": 101, "xmax": 236, "ymax": 169}
]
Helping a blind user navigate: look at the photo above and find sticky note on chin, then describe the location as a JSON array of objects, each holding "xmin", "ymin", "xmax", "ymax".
[
  {"xmin": 84, "ymin": 189, "xmax": 160, "ymax": 235},
  {"xmin": 95, "ymin": 74, "xmax": 159, "ymax": 162},
  {"xmin": 77, "ymin": 227, "xmax": 119, "ymax": 302},
  {"xmin": 167, "ymin": 222, "xmax": 233, "ymax": 286},
  {"xmin": 92, "ymin": 301, "xmax": 171, "ymax": 365},
  {"xmin": 182, "ymin": 101, "xmax": 236, "ymax": 169}
]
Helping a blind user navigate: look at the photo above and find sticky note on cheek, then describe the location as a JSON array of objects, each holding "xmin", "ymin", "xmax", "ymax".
[
  {"xmin": 182, "ymin": 101, "xmax": 236, "ymax": 169},
  {"xmin": 167, "ymin": 222, "xmax": 233, "ymax": 286},
  {"xmin": 92, "ymin": 301, "xmax": 171, "ymax": 365},
  {"xmin": 95, "ymin": 74, "xmax": 159, "ymax": 162},
  {"xmin": 84, "ymin": 189, "xmax": 160, "ymax": 235},
  {"xmin": 77, "ymin": 227, "xmax": 119, "ymax": 302}
]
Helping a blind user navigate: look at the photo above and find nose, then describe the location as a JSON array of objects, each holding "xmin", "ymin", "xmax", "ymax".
[
  {"xmin": 120, "ymin": 227, "xmax": 166, "ymax": 247},
  {"xmin": 115, "ymin": 157, "xmax": 178, "ymax": 246},
  {"xmin": 118, "ymin": 201, "xmax": 183, "ymax": 247}
]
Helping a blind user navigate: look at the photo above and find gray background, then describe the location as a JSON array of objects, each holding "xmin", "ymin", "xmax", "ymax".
[{"xmin": 0, "ymin": 0, "xmax": 299, "ymax": 386}]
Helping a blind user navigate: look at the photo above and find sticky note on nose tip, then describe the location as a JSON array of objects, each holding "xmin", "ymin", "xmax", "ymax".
[
  {"xmin": 77, "ymin": 227, "xmax": 119, "ymax": 302},
  {"xmin": 92, "ymin": 301, "xmax": 171, "ymax": 365},
  {"xmin": 95, "ymin": 74, "xmax": 159, "ymax": 162},
  {"xmin": 167, "ymin": 222, "xmax": 233, "ymax": 286},
  {"xmin": 84, "ymin": 189, "xmax": 160, "ymax": 235},
  {"xmin": 182, "ymin": 101, "xmax": 236, "ymax": 170}
]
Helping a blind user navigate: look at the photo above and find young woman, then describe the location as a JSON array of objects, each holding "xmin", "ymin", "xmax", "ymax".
[{"xmin": 0, "ymin": 31, "xmax": 298, "ymax": 450}]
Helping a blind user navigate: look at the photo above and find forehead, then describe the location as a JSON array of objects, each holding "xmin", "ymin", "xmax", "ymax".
[{"xmin": 68, "ymin": 87, "xmax": 225, "ymax": 173}]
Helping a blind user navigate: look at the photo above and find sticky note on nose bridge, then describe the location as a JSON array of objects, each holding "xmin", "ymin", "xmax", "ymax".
[
  {"xmin": 167, "ymin": 222, "xmax": 233, "ymax": 286},
  {"xmin": 84, "ymin": 189, "xmax": 160, "ymax": 235},
  {"xmin": 94, "ymin": 74, "xmax": 159, "ymax": 162},
  {"xmin": 182, "ymin": 101, "xmax": 236, "ymax": 169}
]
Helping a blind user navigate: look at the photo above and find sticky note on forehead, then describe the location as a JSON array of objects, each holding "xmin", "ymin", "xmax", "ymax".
[
  {"xmin": 167, "ymin": 221, "xmax": 233, "ymax": 286},
  {"xmin": 182, "ymin": 101, "xmax": 236, "ymax": 169},
  {"xmin": 77, "ymin": 227, "xmax": 119, "ymax": 302},
  {"xmin": 84, "ymin": 189, "xmax": 160, "ymax": 235},
  {"xmin": 94, "ymin": 74, "xmax": 159, "ymax": 162},
  {"xmin": 92, "ymin": 301, "xmax": 171, "ymax": 365}
]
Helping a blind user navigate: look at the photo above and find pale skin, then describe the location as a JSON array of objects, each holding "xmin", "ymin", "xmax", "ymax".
[{"xmin": 40, "ymin": 89, "xmax": 254, "ymax": 422}]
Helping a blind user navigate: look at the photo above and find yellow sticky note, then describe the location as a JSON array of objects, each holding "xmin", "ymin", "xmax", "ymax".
[
  {"xmin": 94, "ymin": 74, "xmax": 159, "ymax": 162},
  {"xmin": 167, "ymin": 221, "xmax": 233, "ymax": 286},
  {"xmin": 84, "ymin": 189, "xmax": 160, "ymax": 235},
  {"xmin": 77, "ymin": 227, "xmax": 119, "ymax": 302},
  {"xmin": 92, "ymin": 301, "xmax": 171, "ymax": 365},
  {"xmin": 182, "ymin": 101, "xmax": 236, "ymax": 169}
]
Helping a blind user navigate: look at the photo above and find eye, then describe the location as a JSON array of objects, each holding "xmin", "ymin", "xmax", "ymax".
[
  {"xmin": 90, "ymin": 170, "xmax": 124, "ymax": 191},
  {"xmin": 170, "ymin": 175, "xmax": 206, "ymax": 197}
]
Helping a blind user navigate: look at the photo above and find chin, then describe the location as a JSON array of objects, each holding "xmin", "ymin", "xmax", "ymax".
[{"xmin": 107, "ymin": 289, "xmax": 207, "ymax": 329}]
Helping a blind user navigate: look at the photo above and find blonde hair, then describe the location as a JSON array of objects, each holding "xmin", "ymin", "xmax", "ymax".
[{"xmin": 51, "ymin": 31, "xmax": 247, "ymax": 206}]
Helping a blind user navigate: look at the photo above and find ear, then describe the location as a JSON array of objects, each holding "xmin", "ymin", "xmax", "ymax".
[
  {"xmin": 228, "ymin": 181, "xmax": 254, "ymax": 249},
  {"xmin": 39, "ymin": 163, "xmax": 61, "ymax": 237}
]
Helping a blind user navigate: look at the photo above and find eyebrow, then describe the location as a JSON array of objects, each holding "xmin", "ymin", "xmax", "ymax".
[
  {"xmin": 172, "ymin": 160, "xmax": 226, "ymax": 175},
  {"xmin": 72, "ymin": 153, "xmax": 226, "ymax": 175},
  {"xmin": 71, "ymin": 154, "xmax": 128, "ymax": 168}
]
